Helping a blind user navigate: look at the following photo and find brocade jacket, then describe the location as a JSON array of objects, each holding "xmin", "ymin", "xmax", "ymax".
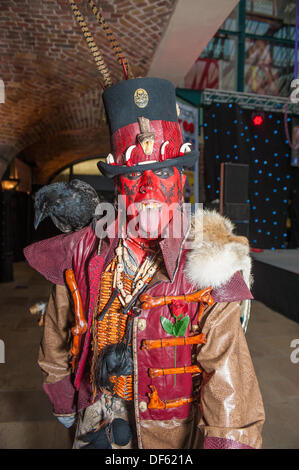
[{"xmin": 24, "ymin": 209, "xmax": 265, "ymax": 449}]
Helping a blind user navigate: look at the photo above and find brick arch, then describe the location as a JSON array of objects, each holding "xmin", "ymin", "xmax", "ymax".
[{"xmin": 0, "ymin": 0, "xmax": 178, "ymax": 182}]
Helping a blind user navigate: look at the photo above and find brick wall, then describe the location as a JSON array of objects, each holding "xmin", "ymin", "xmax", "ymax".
[{"xmin": 0, "ymin": 0, "xmax": 177, "ymax": 183}]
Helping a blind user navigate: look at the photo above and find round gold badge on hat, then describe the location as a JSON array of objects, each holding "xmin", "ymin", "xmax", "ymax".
[{"xmin": 134, "ymin": 88, "xmax": 149, "ymax": 108}]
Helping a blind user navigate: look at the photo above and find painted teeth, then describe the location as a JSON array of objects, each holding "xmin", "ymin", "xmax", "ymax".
[{"xmin": 140, "ymin": 202, "xmax": 160, "ymax": 210}]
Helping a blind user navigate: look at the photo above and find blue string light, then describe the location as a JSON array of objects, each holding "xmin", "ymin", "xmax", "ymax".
[{"xmin": 206, "ymin": 108, "xmax": 289, "ymax": 250}]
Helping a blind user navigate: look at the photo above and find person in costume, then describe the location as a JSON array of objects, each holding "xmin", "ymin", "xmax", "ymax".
[{"xmin": 24, "ymin": 1, "xmax": 265, "ymax": 449}]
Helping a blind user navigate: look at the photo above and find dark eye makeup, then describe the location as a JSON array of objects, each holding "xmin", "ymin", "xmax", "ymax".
[{"xmin": 125, "ymin": 167, "xmax": 174, "ymax": 180}]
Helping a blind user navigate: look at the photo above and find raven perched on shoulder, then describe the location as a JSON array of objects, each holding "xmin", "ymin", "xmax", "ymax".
[{"xmin": 34, "ymin": 179, "xmax": 101, "ymax": 233}]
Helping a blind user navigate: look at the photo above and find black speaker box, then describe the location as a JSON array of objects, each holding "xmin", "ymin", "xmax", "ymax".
[{"xmin": 220, "ymin": 163, "xmax": 250, "ymax": 238}]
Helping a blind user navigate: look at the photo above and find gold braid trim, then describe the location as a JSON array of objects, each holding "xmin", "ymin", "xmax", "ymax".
[
  {"xmin": 87, "ymin": 0, "xmax": 133, "ymax": 79},
  {"xmin": 68, "ymin": 0, "xmax": 113, "ymax": 87}
]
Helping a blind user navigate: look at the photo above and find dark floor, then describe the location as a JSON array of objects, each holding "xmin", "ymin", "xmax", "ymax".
[{"xmin": 0, "ymin": 262, "xmax": 298, "ymax": 449}]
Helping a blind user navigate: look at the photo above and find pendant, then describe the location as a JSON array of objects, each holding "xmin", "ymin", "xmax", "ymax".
[{"xmin": 125, "ymin": 294, "xmax": 133, "ymax": 304}]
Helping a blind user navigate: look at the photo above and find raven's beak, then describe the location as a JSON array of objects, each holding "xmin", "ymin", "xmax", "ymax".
[
  {"xmin": 34, "ymin": 211, "xmax": 43, "ymax": 230},
  {"xmin": 34, "ymin": 206, "xmax": 46, "ymax": 230}
]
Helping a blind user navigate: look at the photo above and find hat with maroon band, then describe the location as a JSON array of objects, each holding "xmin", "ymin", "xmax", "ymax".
[
  {"xmin": 98, "ymin": 77, "xmax": 198, "ymax": 178},
  {"xmin": 68, "ymin": 0, "xmax": 198, "ymax": 178}
]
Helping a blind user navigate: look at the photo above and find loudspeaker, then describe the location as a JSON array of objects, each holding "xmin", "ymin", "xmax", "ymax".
[{"xmin": 220, "ymin": 163, "xmax": 250, "ymax": 237}]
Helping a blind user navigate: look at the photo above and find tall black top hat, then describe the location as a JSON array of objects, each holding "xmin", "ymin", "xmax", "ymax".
[{"xmin": 69, "ymin": 1, "xmax": 199, "ymax": 178}]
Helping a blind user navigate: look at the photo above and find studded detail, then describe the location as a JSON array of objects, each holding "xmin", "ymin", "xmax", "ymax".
[
  {"xmin": 137, "ymin": 318, "xmax": 147, "ymax": 331},
  {"xmin": 139, "ymin": 401, "xmax": 147, "ymax": 412}
]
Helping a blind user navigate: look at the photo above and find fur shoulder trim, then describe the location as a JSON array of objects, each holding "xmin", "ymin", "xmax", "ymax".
[{"xmin": 184, "ymin": 209, "xmax": 252, "ymax": 289}]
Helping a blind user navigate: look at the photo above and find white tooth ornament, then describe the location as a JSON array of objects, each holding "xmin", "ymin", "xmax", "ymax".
[
  {"xmin": 160, "ymin": 141, "xmax": 169, "ymax": 161},
  {"xmin": 125, "ymin": 145, "xmax": 136, "ymax": 167},
  {"xmin": 179, "ymin": 142, "xmax": 192, "ymax": 156},
  {"xmin": 106, "ymin": 153, "xmax": 115, "ymax": 165}
]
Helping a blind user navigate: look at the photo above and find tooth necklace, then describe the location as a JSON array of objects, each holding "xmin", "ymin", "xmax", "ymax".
[{"xmin": 113, "ymin": 239, "xmax": 161, "ymax": 308}]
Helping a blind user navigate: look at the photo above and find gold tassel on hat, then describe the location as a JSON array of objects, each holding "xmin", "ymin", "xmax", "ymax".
[
  {"xmin": 87, "ymin": 0, "xmax": 133, "ymax": 79},
  {"xmin": 68, "ymin": 0, "xmax": 113, "ymax": 87}
]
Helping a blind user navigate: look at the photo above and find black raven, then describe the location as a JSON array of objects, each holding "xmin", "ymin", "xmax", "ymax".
[{"xmin": 34, "ymin": 179, "xmax": 101, "ymax": 233}]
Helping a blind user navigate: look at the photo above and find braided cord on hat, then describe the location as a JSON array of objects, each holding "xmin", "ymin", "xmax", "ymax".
[
  {"xmin": 68, "ymin": 0, "xmax": 113, "ymax": 87},
  {"xmin": 87, "ymin": 0, "xmax": 133, "ymax": 79}
]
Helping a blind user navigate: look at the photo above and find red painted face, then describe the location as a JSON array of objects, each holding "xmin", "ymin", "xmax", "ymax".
[{"xmin": 116, "ymin": 167, "xmax": 186, "ymax": 239}]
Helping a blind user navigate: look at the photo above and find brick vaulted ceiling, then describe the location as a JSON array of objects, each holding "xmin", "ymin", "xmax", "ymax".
[
  {"xmin": 0, "ymin": 0, "xmax": 178, "ymax": 183},
  {"xmin": 0, "ymin": 0, "xmax": 239, "ymax": 184}
]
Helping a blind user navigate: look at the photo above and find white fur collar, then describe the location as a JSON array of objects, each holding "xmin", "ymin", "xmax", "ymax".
[{"xmin": 184, "ymin": 209, "xmax": 252, "ymax": 289}]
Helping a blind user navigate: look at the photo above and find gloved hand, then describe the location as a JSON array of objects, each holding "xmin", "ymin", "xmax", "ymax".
[{"xmin": 56, "ymin": 415, "xmax": 76, "ymax": 428}]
